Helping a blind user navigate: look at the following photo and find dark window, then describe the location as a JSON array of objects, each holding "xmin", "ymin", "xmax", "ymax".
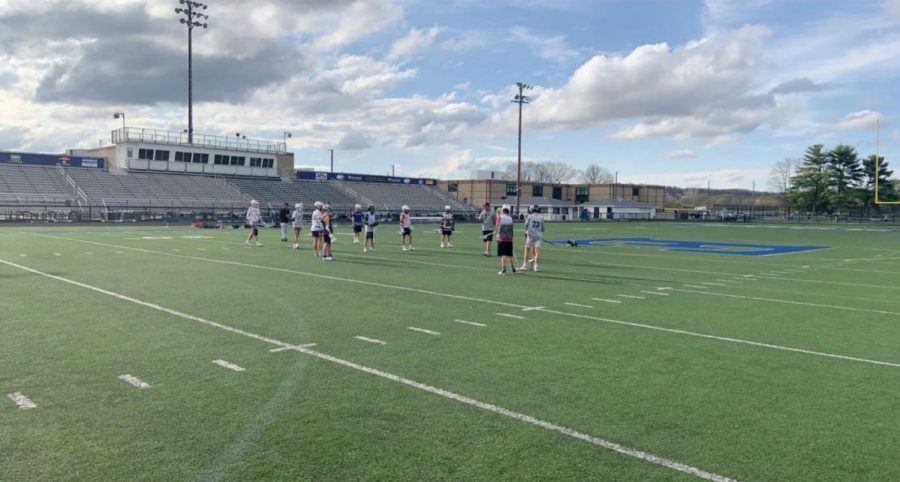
[
  {"xmin": 214, "ymin": 154, "xmax": 224, "ymax": 165},
  {"xmin": 532, "ymin": 184, "xmax": 543, "ymax": 197},
  {"xmin": 506, "ymin": 183, "xmax": 517, "ymax": 195},
  {"xmin": 263, "ymin": 159, "xmax": 274, "ymax": 168},
  {"xmin": 448, "ymin": 183, "xmax": 458, "ymax": 192},
  {"xmin": 575, "ymin": 187, "xmax": 589, "ymax": 203},
  {"xmin": 154, "ymin": 150, "xmax": 169, "ymax": 161},
  {"xmin": 193, "ymin": 153, "xmax": 209, "ymax": 164},
  {"xmin": 632, "ymin": 186, "xmax": 640, "ymax": 196},
  {"xmin": 552, "ymin": 186, "xmax": 562, "ymax": 200},
  {"xmin": 231, "ymin": 156, "xmax": 245, "ymax": 166},
  {"xmin": 174, "ymin": 152, "xmax": 185, "ymax": 162},
  {"xmin": 138, "ymin": 148, "xmax": 154, "ymax": 160},
  {"xmin": 249, "ymin": 157, "xmax": 260, "ymax": 167}
]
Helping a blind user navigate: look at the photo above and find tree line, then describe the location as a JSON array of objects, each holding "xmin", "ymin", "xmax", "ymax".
[
  {"xmin": 499, "ymin": 161, "xmax": 613, "ymax": 184},
  {"xmin": 768, "ymin": 144, "xmax": 895, "ymax": 214}
]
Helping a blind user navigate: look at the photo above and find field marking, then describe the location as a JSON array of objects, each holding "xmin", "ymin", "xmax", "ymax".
[
  {"xmin": 496, "ymin": 313, "xmax": 525, "ymax": 320},
  {"xmin": 53, "ymin": 253, "xmax": 61, "ymax": 257},
  {"xmin": 269, "ymin": 343, "xmax": 317, "ymax": 352},
  {"xmin": 617, "ymin": 294, "xmax": 646, "ymax": 300},
  {"xmin": 85, "ymin": 252, "xmax": 93, "ymax": 255},
  {"xmin": 672, "ymin": 288, "xmax": 900, "ymax": 317},
  {"xmin": 118, "ymin": 374, "xmax": 150, "ymax": 389},
  {"xmin": 115, "ymin": 251, "xmax": 124, "ymax": 254},
  {"xmin": 0, "ymin": 260, "xmax": 731, "ymax": 481},
  {"xmin": 14, "ymin": 241, "xmax": 900, "ymax": 367},
  {"xmin": 213, "ymin": 359, "xmax": 245, "ymax": 372},
  {"xmin": 641, "ymin": 291, "xmax": 670, "ymax": 296},
  {"xmin": 354, "ymin": 336, "xmax": 387, "ymax": 345},
  {"xmin": 700, "ymin": 282, "xmax": 727, "ymax": 287},
  {"xmin": 7, "ymin": 392, "xmax": 37, "ymax": 410},
  {"xmin": 455, "ymin": 319, "xmax": 486, "ymax": 327},
  {"xmin": 408, "ymin": 327, "xmax": 441, "ymax": 336},
  {"xmin": 564, "ymin": 302, "xmax": 594, "ymax": 308},
  {"xmin": 19, "ymin": 254, "xmax": 26, "ymax": 257},
  {"xmin": 592, "ymin": 298, "xmax": 622, "ymax": 304},
  {"xmin": 683, "ymin": 285, "xmax": 708, "ymax": 289},
  {"xmin": 521, "ymin": 306, "xmax": 546, "ymax": 311}
]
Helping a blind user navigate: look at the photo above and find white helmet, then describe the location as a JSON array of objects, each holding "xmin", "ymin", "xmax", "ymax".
[
  {"xmin": 444, "ymin": 205, "xmax": 451, "ymax": 212},
  {"xmin": 354, "ymin": 204, "xmax": 361, "ymax": 210},
  {"xmin": 250, "ymin": 199, "xmax": 259, "ymax": 206},
  {"xmin": 402, "ymin": 205, "xmax": 409, "ymax": 212},
  {"xmin": 314, "ymin": 201, "xmax": 324, "ymax": 209},
  {"xmin": 502, "ymin": 203, "xmax": 511, "ymax": 212},
  {"xmin": 295, "ymin": 203, "xmax": 302, "ymax": 210}
]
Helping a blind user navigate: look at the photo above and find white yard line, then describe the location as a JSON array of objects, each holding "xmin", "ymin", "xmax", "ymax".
[
  {"xmin": 564, "ymin": 302, "xmax": 594, "ymax": 308},
  {"xmin": 7, "ymin": 392, "xmax": 37, "ymax": 410},
  {"xmin": 682, "ymin": 285, "xmax": 708, "ymax": 289},
  {"xmin": 0, "ymin": 259, "xmax": 733, "ymax": 481},
  {"xmin": 118, "ymin": 374, "xmax": 150, "ymax": 389},
  {"xmin": 671, "ymin": 288, "xmax": 900, "ymax": 317},
  {"xmin": 496, "ymin": 313, "xmax": 525, "ymax": 320},
  {"xmin": 19, "ymin": 254, "xmax": 26, "ymax": 257},
  {"xmin": 591, "ymin": 298, "xmax": 622, "ymax": 304},
  {"xmin": 408, "ymin": 327, "xmax": 441, "ymax": 336},
  {"xmin": 617, "ymin": 294, "xmax": 646, "ymax": 300},
  {"xmin": 700, "ymin": 282, "xmax": 727, "ymax": 287},
  {"xmin": 640, "ymin": 291, "xmax": 670, "ymax": 296},
  {"xmin": 455, "ymin": 319, "xmax": 486, "ymax": 327},
  {"xmin": 269, "ymin": 343, "xmax": 317, "ymax": 352},
  {"xmin": 213, "ymin": 359, "xmax": 245, "ymax": 372},
  {"xmin": 53, "ymin": 253, "xmax": 61, "ymax": 257},
  {"xmin": 354, "ymin": 336, "xmax": 387, "ymax": 345}
]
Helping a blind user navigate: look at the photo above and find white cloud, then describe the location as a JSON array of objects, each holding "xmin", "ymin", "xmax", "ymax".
[
  {"xmin": 440, "ymin": 31, "xmax": 489, "ymax": 53},
  {"xmin": 387, "ymin": 26, "xmax": 443, "ymax": 62},
  {"xmin": 816, "ymin": 110, "xmax": 883, "ymax": 135},
  {"xmin": 507, "ymin": 27, "xmax": 578, "ymax": 62},
  {"xmin": 629, "ymin": 167, "xmax": 770, "ymax": 190},
  {"xmin": 666, "ymin": 149, "xmax": 698, "ymax": 159}
]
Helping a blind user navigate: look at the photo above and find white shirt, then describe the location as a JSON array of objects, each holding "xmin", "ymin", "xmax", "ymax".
[
  {"xmin": 311, "ymin": 209, "xmax": 323, "ymax": 231},
  {"xmin": 292, "ymin": 209, "xmax": 303, "ymax": 228},
  {"xmin": 365, "ymin": 213, "xmax": 377, "ymax": 233},
  {"xmin": 246, "ymin": 206, "xmax": 261, "ymax": 224}
]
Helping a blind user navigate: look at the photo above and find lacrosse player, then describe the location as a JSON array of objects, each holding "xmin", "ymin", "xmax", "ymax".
[
  {"xmin": 477, "ymin": 201, "xmax": 496, "ymax": 256},
  {"xmin": 497, "ymin": 206, "xmax": 517, "ymax": 275},
  {"xmin": 291, "ymin": 203, "xmax": 303, "ymax": 249},
  {"xmin": 245, "ymin": 199, "xmax": 263, "ymax": 246},
  {"xmin": 364, "ymin": 205, "xmax": 378, "ymax": 252},
  {"xmin": 520, "ymin": 204, "xmax": 545, "ymax": 272},
  {"xmin": 399, "ymin": 205, "xmax": 415, "ymax": 251},
  {"xmin": 321, "ymin": 205, "xmax": 334, "ymax": 261},
  {"xmin": 278, "ymin": 202, "xmax": 291, "ymax": 242},
  {"xmin": 440, "ymin": 205, "xmax": 454, "ymax": 247},
  {"xmin": 351, "ymin": 204, "xmax": 363, "ymax": 243},
  {"xmin": 311, "ymin": 201, "xmax": 324, "ymax": 256}
]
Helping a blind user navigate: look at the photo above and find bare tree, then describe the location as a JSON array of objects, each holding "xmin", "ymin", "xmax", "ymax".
[
  {"xmin": 767, "ymin": 158, "xmax": 798, "ymax": 194},
  {"xmin": 580, "ymin": 164, "xmax": 613, "ymax": 184},
  {"xmin": 537, "ymin": 161, "xmax": 578, "ymax": 183}
]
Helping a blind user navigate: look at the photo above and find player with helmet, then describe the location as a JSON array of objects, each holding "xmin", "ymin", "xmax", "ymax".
[
  {"xmin": 363, "ymin": 205, "xmax": 378, "ymax": 252},
  {"xmin": 291, "ymin": 203, "xmax": 303, "ymax": 249},
  {"xmin": 440, "ymin": 205, "xmax": 454, "ymax": 248},
  {"xmin": 520, "ymin": 204, "xmax": 545, "ymax": 272},
  {"xmin": 245, "ymin": 199, "xmax": 263, "ymax": 246},
  {"xmin": 351, "ymin": 204, "xmax": 364, "ymax": 243},
  {"xmin": 278, "ymin": 202, "xmax": 291, "ymax": 242},
  {"xmin": 311, "ymin": 201, "xmax": 324, "ymax": 256},
  {"xmin": 496, "ymin": 205, "xmax": 517, "ymax": 275},
  {"xmin": 320, "ymin": 204, "xmax": 335, "ymax": 261},
  {"xmin": 399, "ymin": 205, "xmax": 415, "ymax": 251}
]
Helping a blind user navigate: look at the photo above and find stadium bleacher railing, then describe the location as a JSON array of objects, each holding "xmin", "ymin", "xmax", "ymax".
[{"xmin": 112, "ymin": 127, "xmax": 286, "ymax": 154}]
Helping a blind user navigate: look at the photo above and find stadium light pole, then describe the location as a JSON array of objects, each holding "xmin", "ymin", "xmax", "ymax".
[
  {"xmin": 511, "ymin": 82, "xmax": 532, "ymax": 217},
  {"xmin": 113, "ymin": 112, "xmax": 125, "ymax": 130},
  {"xmin": 329, "ymin": 149, "xmax": 334, "ymax": 173},
  {"xmin": 175, "ymin": 1, "xmax": 209, "ymax": 144},
  {"xmin": 283, "ymin": 131, "xmax": 292, "ymax": 151}
]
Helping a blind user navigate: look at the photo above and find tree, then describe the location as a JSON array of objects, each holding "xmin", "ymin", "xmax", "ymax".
[
  {"xmin": 538, "ymin": 161, "xmax": 578, "ymax": 183},
  {"xmin": 790, "ymin": 144, "xmax": 830, "ymax": 214},
  {"xmin": 767, "ymin": 158, "xmax": 799, "ymax": 206},
  {"xmin": 580, "ymin": 164, "xmax": 613, "ymax": 184},
  {"xmin": 826, "ymin": 144, "xmax": 863, "ymax": 211},
  {"xmin": 860, "ymin": 155, "xmax": 895, "ymax": 208}
]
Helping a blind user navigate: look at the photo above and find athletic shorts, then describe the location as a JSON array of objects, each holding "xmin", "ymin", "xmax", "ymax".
[
  {"xmin": 322, "ymin": 233, "xmax": 332, "ymax": 244},
  {"xmin": 482, "ymin": 230, "xmax": 494, "ymax": 242},
  {"xmin": 353, "ymin": 225, "xmax": 362, "ymax": 233},
  {"xmin": 441, "ymin": 228, "xmax": 453, "ymax": 236},
  {"xmin": 525, "ymin": 236, "xmax": 542, "ymax": 248},
  {"xmin": 497, "ymin": 242, "xmax": 513, "ymax": 257},
  {"xmin": 311, "ymin": 230, "xmax": 321, "ymax": 238},
  {"xmin": 293, "ymin": 227, "xmax": 302, "ymax": 235},
  {"xmin": 401, "ymin": 227, "xmax": 411, "ymax": 236},
  {"xmin": 366, "ymin": 231, "xmax": 375, "ymax": 240}
]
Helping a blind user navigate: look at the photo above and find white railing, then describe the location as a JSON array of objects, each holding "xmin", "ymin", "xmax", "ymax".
[
  {"xmin": 330, "ymin": 180, "xmax": 372, "ymax": 207},
  {"xmin": 112, "ymin": 127, "xmax": 286, "ymax": 154}
]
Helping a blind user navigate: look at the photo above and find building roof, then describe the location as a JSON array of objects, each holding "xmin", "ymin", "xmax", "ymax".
[
  {"xmin": 488, "ymin": 196, "xmax": 576, "ymax": 207},
  {"xmin": 584, "ymin": 198, "xmax": 654, "ymax": 209}
]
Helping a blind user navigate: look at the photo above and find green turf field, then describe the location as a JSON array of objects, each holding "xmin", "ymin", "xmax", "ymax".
[{"xmin": 2, "ymin": 221, "xmax": 899, "ymax": 481}]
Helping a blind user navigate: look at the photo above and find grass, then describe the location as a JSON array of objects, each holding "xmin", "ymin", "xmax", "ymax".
[{"xmin": 2, "ymin": 221, "xmax": 899, "ymax": 481}]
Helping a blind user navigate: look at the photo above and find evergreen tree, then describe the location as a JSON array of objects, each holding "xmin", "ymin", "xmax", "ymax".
[
  {"xmin": 861, "ymin": 155, "xmax": 896, "ymax": 206},
  {"xmin": 790, "ymin": 144, "xmax": 830, "ymax": 214},
  {"xmin": 826, "ymin": 144, "xmax": 863, "ymax": 211}
]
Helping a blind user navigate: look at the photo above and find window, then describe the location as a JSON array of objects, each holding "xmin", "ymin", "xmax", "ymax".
[
  {"xmin": 448, "ymin": 183, "xmax": 458, "ymax": 193},
  {"xmin": 154, "ymin": 150, "xmax": 170, "ymax": 161},
  {"xmin": 506, "ymin": 183, "xmax": 517, "ymax": 195},
  {"xmin": 192, "ymin": 153, "xmax": 209, "ymax": 164},
  {"xmin": 138, "ymin": 148, "xmax": 154, "ymax": 160},
  {"xmin": 575, "ymin": 187, "xmax": 589, "ymax": 203},
  {"xmin": 532, "ymin": 184, "xmax": 543, "ymax": 197},
  {"xmin": 214, "ymin": 154, "xmax": 231, "ymax": 165},
  {"xmin": 249, "ymin": 157, "xmax": 261, "ymax": 167},
  {"xmin": 632, "ymin": 186, "xmax": 640, "ymax": 196},
  {"xmin": 231, "ymin": 156, "xmax": 245, "ymax": 166},
  {"xmin": 552, "ymin": 186, "xmax": 562, "ymax": 200},
  {"xmin": 174, "ymin": 151, "xmax": 190, "ymax": 162},
  {"xmin": 265, "ymin": 159, "xmax": 274, "ymax": 168}
]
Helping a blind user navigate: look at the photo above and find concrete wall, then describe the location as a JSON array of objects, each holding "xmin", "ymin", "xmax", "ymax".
[{"xmin": 440, "ymin": 179, "xmax": 666, "ymax": 211}]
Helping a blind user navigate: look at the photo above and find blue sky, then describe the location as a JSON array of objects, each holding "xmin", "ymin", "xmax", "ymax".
[{"xmin": 0, "ymin": 0, "xmax": 897, "ymax": 189}]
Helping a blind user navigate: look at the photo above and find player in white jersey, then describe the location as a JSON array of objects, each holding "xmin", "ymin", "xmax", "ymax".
[
  {"xmin": 363, "ymin": 205, "xmax": 378, "ymax": 252},
  {"xmin": 291, "ymin": 203, "xmax": 303, "ymax": 249},
  {"xmin": 321, "ymin": 205, "xmax": 334, "ymax": 261},
  {"xmin": 245, "ymin": 199, "xmax": 263, "ymax": 246},
  {"xmin": 399, "ymin": 205, "xmax": 414, "ymax": 251},
  {"xmin": 477, "ymin": 202, "xmax": 496, "ymax": 256},
  {"xmin": 440, "ymin": 205, "xmax": 454, "ymax": 247},
  {"xmin": 520, "ymin": 204, "xmax": 545, "ymax": 272},
  {"xmin": 311, "ymin": 201, "xmax": 324, "ymax": 256}
]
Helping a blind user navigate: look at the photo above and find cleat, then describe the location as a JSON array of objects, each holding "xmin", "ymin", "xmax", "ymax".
[
  {"xmin": 533, "ymin": 264, "xmax": 539, "ymax": 272},
  {"xmin": 245, "ymin": 241, "xmax": 251, "ymax": 246},
  {"xmin": 256, "ymin": 242, "xmax": 263, "ymax": 246},
  {"xmin": 498, "ymin": 270, "xmax": 506, "ymax": 275},
  {"xmin": 409, "ymin": 246, "xmax": 415, "ymax": 251}
]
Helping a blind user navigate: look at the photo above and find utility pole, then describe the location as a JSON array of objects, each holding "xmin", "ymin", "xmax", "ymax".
[
  {"xmin": 175, "ymin": 1, "xmax": 208, "ymax": 144},
  {"xmin": 283, "ymin": 131, "xmax": 292, "ymax": 151},
  {"xmin": 329, "ymin": 149, "xmax": 334, "ymax": 173},
  {"xmin": 113, "ymin": 112, "xmax": 125, "ymax": 130},
  {"xmin": 511, "ymin": 82, "xmax": 532, "ymax": 217},
  {"xmin": 391, "ymin": 164, "xmax": 395, "ymax": 177}
]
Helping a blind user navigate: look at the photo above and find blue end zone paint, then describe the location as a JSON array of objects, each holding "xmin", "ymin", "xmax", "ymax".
[{"xmin": 549, "ymin": 237, "xmax": 829, "ymax": 256}]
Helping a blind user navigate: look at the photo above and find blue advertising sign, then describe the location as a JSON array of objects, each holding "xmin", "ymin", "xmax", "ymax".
[{"xmin": 297, "ymin": 171, "xmax": 436, "ymax": 185}]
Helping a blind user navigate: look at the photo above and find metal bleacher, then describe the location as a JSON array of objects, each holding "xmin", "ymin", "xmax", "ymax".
[
  {"xmin": 224, "ymin": 177, "xmax": 356, "ymax": 211},
  {"xmin": 64, "ymin": 168, "xmax": 245, "ymax": 207},
  {"xmin": 330, "ymin": 180, "xmax": 476, "ymax": 214},
  {"xmin": 0, "ymin": 164, "xmax": 72, "ymax": 204}
]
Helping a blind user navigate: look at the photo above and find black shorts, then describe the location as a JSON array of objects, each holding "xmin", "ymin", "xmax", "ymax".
[
  {"xmin": 312, "ymin": 230, "xmax": 321, "ymax": 238},
  {"xmin": 353, "ymin": 225, "xmax": 362, "ymax": 233},
  {"xmin": 293, "ymin": 227, "xmax": 302, "ymax": 235},
  {"xmin": 482, "ymin": 230, "xmax": 494, "ymax": 241},
  {"xmin": 366, "ymin": 231, "xmax": 374, "ymax": 240},
  {"xmin": 497, "ymin": 242, "xmax": 513, "ymax": 257},
  {"xmin": 251, "ymin": 227, "xmax": 258, "ymax": 235},
  {"xmin": 401, "ymin": 227, "xmax": 411, "ymax": 236},
  {"xmin": 323, "ymin": 233, "xmax": 332, "ymax": 244},
  {"xmin": 441, "ymin": 228, "xmax": 453, "ymax": 236}
]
